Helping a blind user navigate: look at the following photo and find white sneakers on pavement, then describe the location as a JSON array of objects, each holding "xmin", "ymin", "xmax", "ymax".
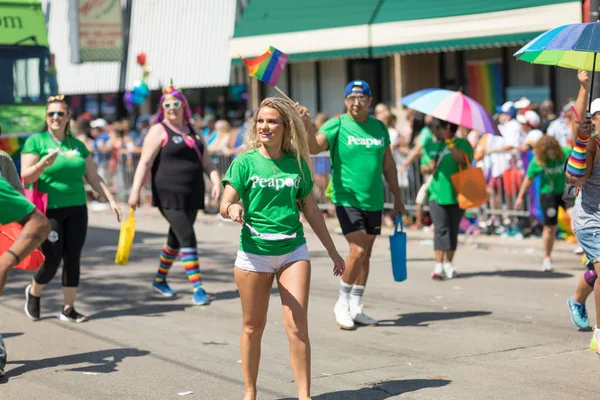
[
  {"xmin": 334, "ymin": 300, "xmax": 378, "ymax": 329},
  {"xmin": 443, "ymin": 263, "xmax": 457, "ymax": 279},
  {"xmin": 350, "ymin": 304, "xmax": 378, "ymax": 326},
  {"xmin": 432, "ymin": 262, "xmax": 458, "ymax": 279},
  {"xmin": 542, "ymin": 257, "xmax": 553, "ymax": 272},
  {"xmin": 334, "ymin": 300, "xmax": 355, "ymax": 330},
  {"xmin": 432, "ymin": 263, "xmax": 444, "ymax": 280}
]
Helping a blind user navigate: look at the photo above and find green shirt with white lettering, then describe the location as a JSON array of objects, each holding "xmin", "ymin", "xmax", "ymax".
[
  {"xmin": 421, "ymin": 138, "xmax": 474, "ymax": 205},
  {"xmin": 320, "ymin": 113, "xmax": 390, "ymax": 211},
  {"xmin": 527, "ymin": 146, "xmax": 572, "ymax": 195},
  {"xmin": 222, "ymin": 149, "xmax": 314, "ymax": 256},
  {"xmin": 21, "ymin": 132, "xmax": 90, "ymax": 209},
  {"xmin": 0, "ymin": 177, "xmax": 35, "ymax": 225}
]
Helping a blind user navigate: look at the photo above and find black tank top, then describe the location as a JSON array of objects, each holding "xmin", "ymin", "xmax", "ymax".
[{"xmin": 151, "ymin": 122, "xmax": 205, "ymax": 210}]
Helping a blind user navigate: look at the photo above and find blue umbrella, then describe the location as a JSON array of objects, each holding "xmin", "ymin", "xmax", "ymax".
[{"xmin": 515, "ymin": 21, "xmax": 600, "ymax": 110}]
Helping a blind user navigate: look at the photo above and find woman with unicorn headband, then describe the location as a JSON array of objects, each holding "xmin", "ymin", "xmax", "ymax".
[{"xmin": 128, "ymin": 81, "xmax": 221, "ymax": 305}]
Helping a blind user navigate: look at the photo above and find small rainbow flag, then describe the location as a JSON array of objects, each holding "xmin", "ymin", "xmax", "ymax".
[
  {"xmin": 466, "ymin": 60, "xmax": 504, "ymax": 114},
  {"xmin": 241, "ymin": 46, "xmax": 288, "ymax": 87}
]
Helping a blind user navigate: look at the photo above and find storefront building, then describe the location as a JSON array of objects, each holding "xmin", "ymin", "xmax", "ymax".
[
  {"xmin": 230, "ymin": 0, "xmax": 582, "ymax": 117},
  {"xmin": 45, "ymin": 0, "xmax": 243, "ymax": 121}
]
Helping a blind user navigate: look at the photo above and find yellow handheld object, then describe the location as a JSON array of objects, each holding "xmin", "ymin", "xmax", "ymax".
[{"xmin": 115, "ymin": 208, "xmax": 136, "ymax": 265}]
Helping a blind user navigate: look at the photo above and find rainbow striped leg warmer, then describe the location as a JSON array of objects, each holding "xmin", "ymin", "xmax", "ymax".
[
  {"xmin": 181, "ymin": 247, "xmax": 203, "ymax": 290},
  {"xmin": 566, "ymin": 133, "xmax": 590, "ymax": 178},
  {"xmin": 155, "ymin": 244, "xmax": 178, "ymax": 283}
]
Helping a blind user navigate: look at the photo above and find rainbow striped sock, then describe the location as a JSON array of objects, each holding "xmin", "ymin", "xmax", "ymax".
[
  {"xmin": 181, "ymin": 247, "xmax": 203, "ymax": 290},
  {"xmin": 566, "ymin": 133, "xmax": 590, "ymax": 178},
  {"xmin": 155, "ymin": 244, "xmax": 178, "ymax": 283}
]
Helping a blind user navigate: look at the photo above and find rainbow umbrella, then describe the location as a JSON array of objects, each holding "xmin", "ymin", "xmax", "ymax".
[
  {"xmin": 514, "ymin": 22, "xmax": 600, "ymax": 110},
  {"xmin": 401, "ymin": 88, "xmax": 500, "ymax": 135}
]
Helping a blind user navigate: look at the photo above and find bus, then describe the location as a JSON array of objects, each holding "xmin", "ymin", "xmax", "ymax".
[{"xmin": 0, "ymin": 0, "xmax": 54, "ymax": 170}]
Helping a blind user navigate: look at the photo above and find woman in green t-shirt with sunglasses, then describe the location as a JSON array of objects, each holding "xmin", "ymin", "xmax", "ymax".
[
  {"xmin": 20, "ymin": 95, "xmax": 122, "ymax": 323},
  {"xmin": 220, "ymin": 97, "xmax": 345, "ymax": 400}
]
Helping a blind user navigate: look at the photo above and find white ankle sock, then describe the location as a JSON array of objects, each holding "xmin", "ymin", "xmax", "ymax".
[
  {"xmin": 339, "ymin": 281, "xmax": 352, "ymax": 303},
  {"xmin": 349, "ymin": 285, "xmax": 365, "ymax": 308}
]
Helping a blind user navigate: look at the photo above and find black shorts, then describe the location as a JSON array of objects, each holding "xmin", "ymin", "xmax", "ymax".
[
  {"xmin": 539, "ymin": 193, "xmax": 566, "ymax": 226},
  {"xmin": 336, "ymin": 206, "xmax": 383, "ymax": 236}
]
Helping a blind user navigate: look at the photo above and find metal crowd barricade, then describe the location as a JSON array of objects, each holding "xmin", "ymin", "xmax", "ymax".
[{"xmin": 94, "ymin": 148, "xmax": 534, "ymax": 224}]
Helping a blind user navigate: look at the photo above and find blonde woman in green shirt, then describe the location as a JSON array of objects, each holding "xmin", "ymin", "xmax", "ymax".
[
  {"xmin": 420, "ymin": 118, "xmax": 474, "ymax": 280},
  {"xmin": 220, "ymin": 97, "xmax": 344, "ymax": 400}
]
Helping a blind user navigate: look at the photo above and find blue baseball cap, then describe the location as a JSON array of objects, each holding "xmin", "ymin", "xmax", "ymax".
[
  {"xmin": 345, "ymin": 80, "xmax": 371, "ymax": 98},
  {"xmin": 496, "ymin": 101, "xmax": 517, "ymax": 118}
]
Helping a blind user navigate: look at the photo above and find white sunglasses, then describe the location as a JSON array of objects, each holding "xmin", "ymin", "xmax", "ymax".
[
  {"xmin": 244, "ymin": 223, "xmax": 297, "ymax": 241},
  {"xmin": 163, "ymin": 100, "xmax": 182, "ymax": 110}
]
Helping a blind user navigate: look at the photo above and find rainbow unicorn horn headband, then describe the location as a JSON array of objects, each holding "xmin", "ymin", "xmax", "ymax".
[{"xmin": 162, "ymin": 78, "xmax": 182, "ymax": 94}]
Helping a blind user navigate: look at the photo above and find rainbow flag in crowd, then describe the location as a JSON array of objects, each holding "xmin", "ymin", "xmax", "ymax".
[
  {"xmin": 241, "ymin": 46, "xmax": 288, "ymax": 87},
  {"xmin": 466, "ymin": 60, "xmax": 504, "ymax": 114}
]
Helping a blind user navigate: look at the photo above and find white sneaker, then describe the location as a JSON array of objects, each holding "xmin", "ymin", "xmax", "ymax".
[
  {"xmin": 575, "ymin": 246, "xmax": 584, "ymax": 255},
  {"xmin": 432, "ymin": 263, "xmax": 444, "ymax": 280},
  {"xmin": 350, "ymin": 304, "xmax": 378, "ymax": 326},
  {"xmin": 542, "ymin": 258, "xmax": 553, "ymax": 272},
  {"xmin": 334, "ymin": 300, "xmax": 355, "ymax": 330},
  {"xmin": 443, "ymin": 263, "xmax": 457, "ymax": 279}
]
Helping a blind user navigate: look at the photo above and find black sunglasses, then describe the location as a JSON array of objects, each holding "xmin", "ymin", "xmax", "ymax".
[{"xmin": 47, "ymin": 111, "xmax": 65, "ymax": 118}]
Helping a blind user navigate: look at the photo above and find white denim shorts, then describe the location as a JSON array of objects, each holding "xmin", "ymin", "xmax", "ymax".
[{"xmin": 235, "ymin": 244, "xmax": 310, "ymax": 274}]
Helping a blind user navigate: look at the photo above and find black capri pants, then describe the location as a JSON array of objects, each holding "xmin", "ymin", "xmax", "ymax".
[
  {"xmin": 35, "ymin": 205, "xmax": 88, "ymax": 287},
  {"xmin": 158, "ymin": 207, "xmax": 199, "ymax": 249},
  {"xmin": 429, "ymin": 201, "xmax": 464, "ymax": 251}
]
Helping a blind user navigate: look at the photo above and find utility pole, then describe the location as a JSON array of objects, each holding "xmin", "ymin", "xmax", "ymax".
[{"xmin": 117, "ymin": 0, "xmax": 133, "ymax": 119}]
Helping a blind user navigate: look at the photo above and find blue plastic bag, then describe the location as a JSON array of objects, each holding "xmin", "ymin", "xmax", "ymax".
[{"xmin": 389, "ymin": 216, "xmax": 407, "ymax": 282}]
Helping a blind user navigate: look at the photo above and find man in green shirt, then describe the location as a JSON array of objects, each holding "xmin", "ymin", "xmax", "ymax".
[
  {"xmin": 0, "ymin": 177, "xmax": 51, "ymax": 378},
  {"xmin": 306, "ymin": 80, "xmax": 406, "ymax": 330}
]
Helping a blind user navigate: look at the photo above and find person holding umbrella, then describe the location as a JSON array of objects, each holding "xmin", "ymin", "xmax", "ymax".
[
  {"xmin": 564, "ymin": 71, "xmax": 600, "ymax": 349},
  {"xmin": 419, "ymin": 118, "xmax": 474, "ymax": 279},
  {"xmin": 401, "ymin": 89, "xmax": 498, "ymax": 278},
  {"xmin": 514, "ymin": 18, "xmax": 600, "ymax": 352}
]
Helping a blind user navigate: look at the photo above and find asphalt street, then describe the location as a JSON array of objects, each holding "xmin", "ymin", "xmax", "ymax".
[{"xmin": 0, "ymin": 206, "xmax": 596, "ymax": 399}]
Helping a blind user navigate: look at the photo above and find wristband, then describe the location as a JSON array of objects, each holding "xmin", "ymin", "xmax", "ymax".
[
  {"xmin": 6, "ymin": 249, "xmax": 20, "ymax": 265},
  {"xmin": 566, "ymin": 132, "xmax": 590, "ymax": 178},
  {"xmin": 226, "ymin": 203, "xmax": 235, "ymax": 216},
  {"xmin": 35, "ymin": 163, "xmax": 43, "ymax": 172}
]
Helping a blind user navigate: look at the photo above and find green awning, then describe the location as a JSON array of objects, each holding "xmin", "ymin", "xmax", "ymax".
[
  {"xmin": 229, "ymin": 0, "xmax": 380, "ymax": 60},
  {"xmin": 374, "ymin": 0, "xmax": 577, "ymax": 24},
  {"xmin": 372, "ymin": 32, "xmax": 545, "ymax": 57},
  {"xmin": 230, "ymin": 0, "xmax": 582, "ymax": 62},
  {"xmin": 370, "ymin": 0, "xmax": 581, "ymax": 57},
  {"xmin": 0, "ymin": 0, "xmax": 49, "ymax": 47}
]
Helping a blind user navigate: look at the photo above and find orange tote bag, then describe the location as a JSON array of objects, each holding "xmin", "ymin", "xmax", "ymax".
[{"xmin": 450, "ymin": 155, "xmax": 488, "ymax": 210}]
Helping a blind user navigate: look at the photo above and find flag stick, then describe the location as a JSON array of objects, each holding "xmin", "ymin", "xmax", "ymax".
[{"xmin": 274, "ymin": 85, "xmax": 294, "ymax": 103}]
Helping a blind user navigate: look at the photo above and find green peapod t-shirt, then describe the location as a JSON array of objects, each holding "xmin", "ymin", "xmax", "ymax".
[
  {"xmin": 319, "ymin": 113, "xmax": 390, "ymax": 211},
  {"xmin": 421, "ymin": 137, "xmax": 474, "ymax": 205},
  {"xmin": 222, "ymin": 149, "xmax": 314, "ymax": 256},
  {"xmin": 0, "ymin": 177, "xmax": 35, "ymax": 224},
  {"xmin": 527, "ymin": 146, "xmax": 572, "ymax": 195},
  {"xmin": 21, "ymin": 132, "xmax": 91, "ymax": 209}
]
